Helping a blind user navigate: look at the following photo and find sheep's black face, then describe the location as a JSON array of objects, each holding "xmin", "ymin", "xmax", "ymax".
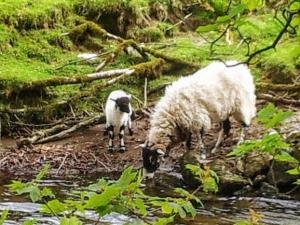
[
  {"xmin": 116, "ymin": 97, "xmax": 130, "ymax": 113},
  {"xmin": 141, "ymin": 143, "xmax": 165, "ymax": 179}
]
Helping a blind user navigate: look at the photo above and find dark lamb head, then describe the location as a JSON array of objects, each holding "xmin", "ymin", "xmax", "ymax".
[
  {"xmin": 115, "ymin": 96, "xmax": 130, "ymax": 113},
  {"xmin": 140, "ymin": 142, "xmax": 165, "ymax": 179}
]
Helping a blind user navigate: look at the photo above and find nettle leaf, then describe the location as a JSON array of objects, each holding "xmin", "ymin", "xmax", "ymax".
[
  {"xmin": 85, "ymin": 186, "xmax": 120, "ymax": 208},
  {"xmin": 6, "ymin": 180, "xmax": 26, "ymax": 194},
  {"xmin": 64, "ymin": 200, "xmax": 85, "ymax": 213},
  {"xmin": 197, "ymin": 24, "xmax": 219, "ymax": 33},
  {"xmin": 228, "ymin": 4, "xmax": 246, "ymax": 17},
  {"xmin": 227, "ymin": 140, "xmax": 259, "ymax": 157},
  {"xmin": 87, "ymin": 178, "xmax": 108, "ymax": 192},
  {"xmin": 0, "ymin": 209, "xmax": 8, "ymax": 225},
  {"xmin": 41, "ymin": 187, "xmax": 55, "ymax": 199},
  {"xmin": 241, "ymin": 0, "xmax": 263, "ymax": 10},
  {"xmin": 257, "ymin": 103, "xmax": 293, "ymax": 128},
  {"xmin": 28, "ymin": 186, "xmax": 41, "ymax": 203},
  {"xmin": 41, "ymin": 199, "xmax": 67, "ymax": 214},
  {"xmin": 287, "ymin": 167, "xmax": 300, "ymax": 175},
  {"xmin": 294, "ymin": 179, "xmax": 300, "ymax": 186},
  {"xmin": 153, "ymin": 216, "xmax": 174, "ymax": 225},
  {"xmin": 60, "ymin": 216, "xmax": 82, "ymax": 225},
  {"xmin": 134, "ymin": 198, "xmax": 148, "ymax": 216},
  {"xmin": 22, "ymin": 219, "xmax": 37, "ymax": 225},
  {"xmin": 115, "ymin": 166, "xmax": 138, "ymax": 188},
  {"xmin": 35, "ymin": 164, "xmax": 50, "ymax": 181},
  {"xmin": 274, "ymin": 151, "xmax": 298, "ymax": 164}
]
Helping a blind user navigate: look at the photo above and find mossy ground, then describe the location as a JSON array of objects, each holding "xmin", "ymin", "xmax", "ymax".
[{"xmin": 0, "ymin": 0, "xmax": 299, "ymax": 134}]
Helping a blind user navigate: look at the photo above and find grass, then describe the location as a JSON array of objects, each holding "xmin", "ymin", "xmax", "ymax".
[{"xmin": 0, "ymin": 0, "xmax": 299, "ymax": 131}]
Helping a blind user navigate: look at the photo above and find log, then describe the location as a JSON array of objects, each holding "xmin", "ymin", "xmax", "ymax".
[
  {"xmin": 256, "ymin": 82, "xmax": 300, "ymax": 92},
  {"xmin": 257, "ymin": 93, "xmax": 300, "ymax": 106}
]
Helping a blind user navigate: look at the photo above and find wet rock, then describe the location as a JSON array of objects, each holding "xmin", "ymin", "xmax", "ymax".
[
  {"xmin": 243, "ymin": 151, "xmax": 273, "ymax": 178},
  {"xmin": 180, "ymin": 150, "xmax": 250, "ymax": 194},
  {"xmin": 259, "ymin": 182, "xmax": 278, "ymax": 197}
]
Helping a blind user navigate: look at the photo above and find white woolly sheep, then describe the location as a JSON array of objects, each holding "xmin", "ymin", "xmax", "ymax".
[
  {"xmin": 105, "ymin": 90, "xmax": 134, "ymax": 153},
  {"xmin": 141, "ymin": 61, "xmax": 256, "ymax": 178}
]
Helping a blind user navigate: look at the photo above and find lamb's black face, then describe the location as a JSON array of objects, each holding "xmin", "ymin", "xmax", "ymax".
[
  {"xmin": 116, "ymin": 97, "xmax": 130, "ymax": 113},
  {"xmin": 141, "ymin": 143, "xmax": 165, "ymax": 179}
]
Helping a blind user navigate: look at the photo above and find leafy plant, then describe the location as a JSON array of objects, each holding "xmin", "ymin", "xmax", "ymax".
[
  {"xmin": 0, "ymin": 210, "xmax": 8, "ymax": 225},
  {"xmin": 185, "ymin": 164, "xmax": 219, "ymax": 193},
  {"xmin": 8, "ymin": 165, "xmax": 200, "ymax": 225},
  {"xmin": 228, "ymin": 103, "xmax": 299, "ymax": 186}
]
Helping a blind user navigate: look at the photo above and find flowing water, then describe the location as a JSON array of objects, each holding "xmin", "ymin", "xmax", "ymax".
[{"xmin": 0, "ymin": 178, "xmax": 299, "ymax": 225}]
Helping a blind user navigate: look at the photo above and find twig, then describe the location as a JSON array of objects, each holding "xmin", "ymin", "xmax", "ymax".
[
  {"xmin": 56, "ymin": 154, "xmax": 69, "ymax": 175},
  {"xmin": 144, "ymin": 78, "xmax": 148, "ymax": 108}
]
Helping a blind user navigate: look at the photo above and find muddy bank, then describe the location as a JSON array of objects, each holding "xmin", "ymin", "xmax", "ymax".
[{"xmin": 0, "ymin": 115, "xmax": 263, "ymax": 177}]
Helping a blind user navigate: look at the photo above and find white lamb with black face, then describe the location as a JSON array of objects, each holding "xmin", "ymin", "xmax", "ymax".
[
  {"xmin": 105, "ymin": 90, "xmax": 134, "ymax": 153},
  {"xmin": 141, "ymin": 61, "xmax": 256, "ymax": 178}
]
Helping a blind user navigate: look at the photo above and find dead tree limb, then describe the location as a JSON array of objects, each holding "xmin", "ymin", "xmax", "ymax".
[
  {"xmin": 35, "ymin": 114, "xmax": 104, "ymax": 144},
  {"xmin": 257, "ymin": 93, "xmax": 300, "ymax": 106},
  {"xmin": 256, "ymin": 82, "xmax": 300, "ymax": 91}
]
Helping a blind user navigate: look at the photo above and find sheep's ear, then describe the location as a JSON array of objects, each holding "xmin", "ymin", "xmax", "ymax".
[
  {"xmin": 138, "ymin": 143, "xmax": 146, "ymax": 149},
  {"xmin": 127, "ymin": 94, "xmax": 132, "ymax": 100},
  {"xmin": 156, "ymin": 149, "xmax": 165, "ymax": 156}
]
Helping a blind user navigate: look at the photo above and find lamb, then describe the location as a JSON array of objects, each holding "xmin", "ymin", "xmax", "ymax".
[
  {"xmin": 140, "ymin": 61, "xmax": 256, "ymax": 178},
  {"xmin": 105, "ymin": 90, "xmax": 134, "ymax": 153}
]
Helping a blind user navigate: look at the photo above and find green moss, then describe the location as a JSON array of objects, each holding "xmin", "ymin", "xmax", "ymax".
[{"xmin": 260, "ymin": 37, "xmax": 300, "ymax": 83}]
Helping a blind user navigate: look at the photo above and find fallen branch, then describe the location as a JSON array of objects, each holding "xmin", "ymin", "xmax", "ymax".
[
  {"xmin": 256, "ymin": 82, "xmax": 300, "ymax": 92},
  {"xmin": 34, "ymin": 114, "xmax": 105, "ymax": 145},
  {"xmin": 17, "ymin": 123, "xmax": 70, "ymax": 148},
  {"xmin": 257, "ymin": 93, "xmax": 300, "ymax": 106}
]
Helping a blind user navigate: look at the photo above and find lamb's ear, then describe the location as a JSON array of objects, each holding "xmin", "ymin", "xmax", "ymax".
[
  {"xmin": 138, "ymin": 143, "xmax": 146, "ymax": 149},
  {"xmin": 156, "ymin": 149, "xmax": 165, "ymax": 156}
]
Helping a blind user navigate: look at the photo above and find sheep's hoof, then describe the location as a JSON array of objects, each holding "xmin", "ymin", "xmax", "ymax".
[
  {"xmin": 108, "ymin": 146, "xmax": 115, "ymax": 153},
  {"xmin": 200, "ymin": 153, "xmax": 206, "ymax": 160},
  {"xmin": 128, "ymin": 129, "xmax": 134, "ymax": 136},
  {"xmin": 119, "ymin": 146, "xmax": 126, "ymax": 153}
]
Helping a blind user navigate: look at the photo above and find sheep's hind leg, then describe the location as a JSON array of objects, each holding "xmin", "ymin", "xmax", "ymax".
[
  {"xmin": 119, "ymin": 125, "xmax": 126, "ymax": 152},
  {"xmin": 237, "ymin": 122, "xmax": 249, "ymax": 145},
  {"xmin": 211, "ymin": 118, "xmax": 231, "ymax": 154},
  {"xmin": 107, "ymin": 125, "xmax": 115, "ymax": 153}
]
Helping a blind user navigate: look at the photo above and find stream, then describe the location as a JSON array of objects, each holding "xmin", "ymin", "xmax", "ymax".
[{"xmin": 0, "ymin": 178, "xmax": 299, "ymax": 225}]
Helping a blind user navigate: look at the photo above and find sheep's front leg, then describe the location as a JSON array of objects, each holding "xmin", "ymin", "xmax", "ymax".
[
  {"xmin": 127, "ymin": 118, "xmax": 133, "ymax": 136},
  {"xmin": 211, "ymin": 118, "xmax": 231, "ymax": 154},
  {"xmin": 237, "ymin": 123, "xmax": 249, "ymax": 145},
  {"xmin": 119, "ymin": 125, "xmax": 126, "ymax": 152},
  {"xmin": 199, "ymin": 128, "xmax": 206, "ymax": 160},
  {"xmin": 107, "ymin": 125, "xmax": 114, "ymax": 153}
]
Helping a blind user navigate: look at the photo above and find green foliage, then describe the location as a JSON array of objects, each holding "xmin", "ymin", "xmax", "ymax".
[
  {"xmin": 257, "ymin": 103, "xmax": 293, "ymax": 129},
  {"xmin": 7, "ymin": 164, "xmax": 55, "ymax": 203},
  {"xmin": 0, "ymin": 210, "xmax": 8, "ymax": 225},
  {"xmin": 228, "ymin": 104, "xmax": 300, "ymax": 186},
  {"xmin": 185, "ymin": 164, "xmax": 219, "ymax": 193},
  {"xmin": 228, "ymin": 132, "xmax": 290, "ymax": 157},
  {"xmin": 22, "ymin": 219, "xmax": 37, "ymax": 225},
  {"xmin": 60, "ymin": 216, "xmax": 83, "ymax": 225},
  {"xmin": 7, "ymin": 166, "xmax": 200, "ymax": 225}
]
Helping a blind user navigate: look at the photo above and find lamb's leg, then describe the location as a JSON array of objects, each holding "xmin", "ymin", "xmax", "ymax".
[
  {"xmin": 199, "ymin": 128, "xmax": 206, "ymax": 160},
  {"xmin": 119, "ymin": 125, "xmax": 126, "ymax": 152},
  {"xmin": 107, "ymin": 125, "xmax": 114, "ymax": 153},
  {"xmin": 127, "ymin": 118, "xmax": 133, "ymax": 136},
  {"xmin": 211, "ymin": 118, "xmax": 231, "ymax": 154},
  {"xmin": 237, "ymin": 122, "xmax": 249, "ymax": 145}
]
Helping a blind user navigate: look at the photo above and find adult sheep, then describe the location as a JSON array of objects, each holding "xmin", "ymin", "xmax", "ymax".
[
  {"xmin": 105, "ymin": 90, "xmax": 134, "ymax": 153},
  {"xmin": 140, "ymin": 61, "xmax": 256, "ymax": 178}
]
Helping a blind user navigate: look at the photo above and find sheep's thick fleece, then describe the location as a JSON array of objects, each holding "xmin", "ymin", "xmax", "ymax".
[{"xmin": 148, "ymin": 61, "xmax": 256, "ymax": 145}]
